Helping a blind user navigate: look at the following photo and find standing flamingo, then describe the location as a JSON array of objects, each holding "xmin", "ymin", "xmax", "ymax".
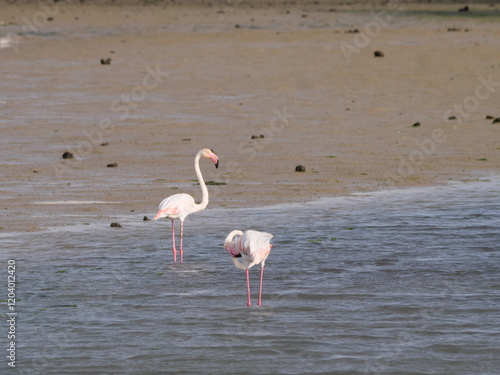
[
  {"xmin": 224, "ymin": 230, "xmax": 273, "ymax": 306},
  {"xmin": 153, "ymin": 148, "xmax": 219, "ymax": 263}
]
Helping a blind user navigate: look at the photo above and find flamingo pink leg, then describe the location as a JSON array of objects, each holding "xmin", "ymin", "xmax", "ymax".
[
  {"xmin": 179, "ymin": 220, "xmax": 184, "ymax": 264},
  {"xmin": 246, "ymin": 269, "xmax": 252, "ymax": 306},
  {"xmin": 171, "ymin": 219, "xmax": 177, "ymax": 263},
  {"xmin": 258, "ymin": 266, "xmax": 264, "ymax": 306}
]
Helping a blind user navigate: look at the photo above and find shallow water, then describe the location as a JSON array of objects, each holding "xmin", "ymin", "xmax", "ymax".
[{"xmin": 2, "ymin": 176, "xmax": 499, "ymax": 374}]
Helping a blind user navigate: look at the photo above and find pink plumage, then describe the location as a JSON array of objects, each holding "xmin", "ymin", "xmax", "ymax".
[
  {"xmin": 153, "ymin": 149, "xmax": 219, "ymax": 263},
  {"xmin": 224, "ymin": 230, "xmax": 273, "ymax": 306}
]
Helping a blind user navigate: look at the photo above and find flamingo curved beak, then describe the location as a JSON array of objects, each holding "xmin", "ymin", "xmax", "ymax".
[{"xmin": 210, "ymin": 153, "xmax": 219, "ymax": 168}]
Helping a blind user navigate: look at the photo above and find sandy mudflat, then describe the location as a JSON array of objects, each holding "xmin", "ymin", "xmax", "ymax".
[{"xmin": 0, "ymin": 1, "xmax": 499, "ymax": 232}]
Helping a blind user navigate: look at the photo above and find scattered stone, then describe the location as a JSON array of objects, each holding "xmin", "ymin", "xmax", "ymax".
[
  {"xmin": 346, "ymin": 28, "xmax": 360, "ymax": 34},
  {"xmin": 143, "ymin": 216, "xmax": 149, "ymax": 221},
  {"xmin": 110, "ymin": 222, "xmax": 122, "ymax": 228},
  {"xmin": 234, "ymin": 24, "xmax": 240, "ymax": 28},
  {"xmin": 100, "ymin": 58, "xmax": 111, "ymax": 65},
  {"xmin": 107, "ymin": 162, "xmax": 118, "ymax": 168},
  {"xmin": 182, "ymin": 138, "xmax": 191, "ymax": 141},
  {"xmin": 447, "ymin": 27, "xmax": 461, "ymax": 32},
  {"xmin": 448, "ymin": 116, "xmax": 457, "ymax": 120},
  {"xmin": 485, "ymin": 115, "xmax": 494, "ymax": 119},
  {"xmin": 374, "ymin": 50, "xmax": 384, "ymax": 57},
  {"xmin": 458, "ymin": 5, "xmax": 469, "ymax": 12},
  {"xmin": 62, "ymin": 151, "xmax": 74, "ymax": 159},
  {"xmin": 411, "ymin": 122, "xmax": 421, "ymax": 127},
  {"xmin": 33, "ymin": 170, "xmax": 39, "ymax": 173},
  {"xmin": 100, "ymin": 142, "xmax": 109, "ymax": 146},
  {"xmin": 47, "ymin": 17, "xmax": 54, "ymax": 21},
  {"xmin": 251, "ymin": 134, "xmax": 265, "ymax": 139},
  {"xmin": 492, "ymin": 117, "xmax": 500, "ymax": 124},
  {"xmin": 295, "ymin": 165, "xmax": 306, "ymax": 172},
  {"xmin": 301, "ymin": 14, "xmax": 308, "ymax": 18}
]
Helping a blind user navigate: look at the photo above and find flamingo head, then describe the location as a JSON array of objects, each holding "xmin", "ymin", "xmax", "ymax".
[
  {"xmin": 201, "ymin": 148, "xmax": 219, "ymax": 169},
  {"xmin": 224, "ymin": 230, "xmax": 243, "ymax": 258}
]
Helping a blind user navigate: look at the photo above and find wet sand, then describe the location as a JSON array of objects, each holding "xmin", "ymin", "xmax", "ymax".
[{"xmin": 1, "ymin": 1, "xmax": 499, "ymax": 232}]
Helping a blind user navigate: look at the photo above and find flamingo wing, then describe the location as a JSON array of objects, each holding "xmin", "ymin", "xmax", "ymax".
[
  {"xmin": 153, "ymin": 193, "xmax": 195, "ymax": 221},
  {"xmin": 239, "ymin": 230, "xmax": 273, "ymax": 267}
]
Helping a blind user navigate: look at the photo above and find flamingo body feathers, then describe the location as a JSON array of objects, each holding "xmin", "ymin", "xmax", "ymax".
[
  {"xmin": 153, "ymin": 193, "xmax": 196, "ymax": 222},
  {"xmin": 224, "ymin": 230, "xmax": 273, "ymax": 270}
]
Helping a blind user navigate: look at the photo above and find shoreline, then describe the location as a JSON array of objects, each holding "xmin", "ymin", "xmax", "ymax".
[{"xmin": 1, "ymin": 2, "xmax": 499, "ymax": 232}]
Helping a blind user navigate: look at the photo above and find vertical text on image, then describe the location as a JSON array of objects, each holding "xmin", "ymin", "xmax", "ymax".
[{"xmin": 7, "ymin": 260, "xmax": 17, "ymax": 368}]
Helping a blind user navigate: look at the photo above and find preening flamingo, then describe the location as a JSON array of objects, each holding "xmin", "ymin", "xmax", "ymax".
[
  {"xmin": 224, "ymin": 230, "xmax": 273, "ymax": 306},
  {"xmin": 153, "ymin": 148, "xmax": 219, "ymax": 263}
]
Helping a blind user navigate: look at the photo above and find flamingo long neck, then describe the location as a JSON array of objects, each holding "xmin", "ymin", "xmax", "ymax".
[
  {"xmin": 232, "ymin": 257, "xmax": 247, "ymax": 270},
  {"xmin": 192, "ymin": 151, "xmax": 209, "ymax": 212}
]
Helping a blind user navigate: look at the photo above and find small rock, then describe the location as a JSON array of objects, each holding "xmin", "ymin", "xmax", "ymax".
[
  {"xmin": 411, "ymin": 122, "xmax": 421, "ymax": 127},
  {"xmin": 143, "ymin": 216, "xmax": 150, "ymax": 221},
  {"xmin": 492, "ymin": 117, "xmax": 500, "ymax": 124},
  {"xmin": 110, "ymin": 222, "xmax": 122, "ymax": 228},
  {"xmin": 448, "ymin": 116, "xmax": 457, "ymax": 120},
  {"xmin": 47, "ymin": 17, "xmax": 54, "ymax": 21},
  {"xmin": 107, "ymin": 162, "xmax": 118, "ymax": 168},
  {"xmin": 182, "ymin": 138, "xmax": 191, "ymax": 141},
  {"xmin": 301, "ymin": 14, "xmax": 307, "ymax": 18},
  {"xmin": 295, "ymin": 165, "xmax": 306, "ymax": 172},
  {"xmin": 62, "ymin": 151, "xmax": 74, "ymax": 159},
  {"xmin": 33, "ymin": 170, "xmax": 39, "ymax": 173},
  {"xmin": 447, "ymin": 27, "xmax": 461, "ymax": 32},
  {"xmin": 346, "ymin": 28, "xmax": 359, "ymax": 34},
  {"xmin": 485, "ymin": 115, "xmax": 494, "ymax": 119},
  {"xmin": 100, "ymin": 58, "xmax": 112, "ymax": 65},
  {"xmin": 234, "ymin": 24, "xmax": 240, "ymax": 28},
  {"xmin": 100, "ymin": 142, "xmax": 109, "ymax": 146},
  {"xmin": 374, "ymin": 50, "xmax": 384, "ymax": 57},
  {"xmin": 458, "ymin": 6, "xmax": 469, "ymax": 12},
  {"xmin": 251, "ymin": 134, "xmax": 265, "ymax": 139}
]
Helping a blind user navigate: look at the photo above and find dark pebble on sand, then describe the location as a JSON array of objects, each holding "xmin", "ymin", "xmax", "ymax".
[
  {"xmin": 492, "ymin": 117, "xmax": 500, "ymax": 124},
  {"xmin": 110, "ymin": 222, "xmax": 122, "ymax": 228},
  {"xmin": 62, "ymin": 151, "xmax": 74, "ymax": 159},
  {"xmin": 295, "ymin": 165, "xmax": 306, "ymax": 172},
  {"xmin": 485, "ymin": 115, "xmax": 494, "ymax": 119},
  {"xmin": 143, "ymin": 216, "xmax": 149, "ymax": 221},
  {"xmin": 412, "ymin": 122, "xmax": 421, "ymax": 127},
  {"xmin": 235, "ymin": 24, "xmax": 240, "ymax": 28},
  {"xmin": 251, "ymin": 134, "xmax": 265, "ymax": 139},
  {"xmin": 448, "ymin": 116, "xmax": 457, "ymax": 120},
  {"xmin": 458, "ymin": 6, "xmax": 469, "ymax": 12},
  {"xmin": 100, "ymin": 142, "xmax": 109, "ymax": 146},
  {"xmin": 107, "ymin": 162, "xmax": 118, "ymax": 168},
  {"xmin": 374, "ymin": 51, "xmax": 384, "ymax": 57},
  {"xmin": 346, "ymin": 28, "xmax": 360, "ymax": 34},
  {"xmin": 100, "ymin": 58, "xmax": 112, "ymax": 65}
]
